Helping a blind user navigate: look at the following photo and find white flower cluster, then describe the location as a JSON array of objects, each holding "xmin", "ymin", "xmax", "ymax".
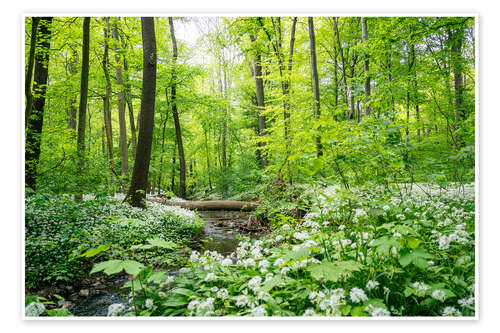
[
  {"xmin": 350, "ymin": 287, "xmax": 368, "ymax": 303},
  {"xmin": 25, "ymin": 302, "xmax": 45, "ymax": 317}
]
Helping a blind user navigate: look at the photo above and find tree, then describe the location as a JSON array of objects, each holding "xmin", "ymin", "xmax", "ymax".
[
  {"xmin": 112, "ymin": 19, "xmax": 129, "ymax": 177},
  {"xmin": 25, "ymin": 17, "xmax": 40, "ymax": 127},
  {"xmin": 125, "ymin": 17, "xmax": 157, "ymax": 208},
  {"xmin": 102, "ymin": 17, "xmax": 115, "ymax": 181},
  {"xmin": 308, "ymin": 17, "xmax": 322, "ymax": 157},
  {"xmin": 361, "ymin": 17, "xmax": 371, "ymax": 116},
  {"xmin": 249, "ymin": 31, "xmax": 268, "ymax": 168},
  {"xmin": 75, "ymin": 17, "xmax": 91, "ymax": 201},
  {"xmin": 25, "ymin": 17, "xmax": 52, "ymax": 190},
  {"xmin": 169, "ymin": 17, "xmax": 187, "ymax": 198}
]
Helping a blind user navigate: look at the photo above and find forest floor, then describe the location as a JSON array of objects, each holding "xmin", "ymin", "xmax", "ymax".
[{"xmin": 25, "ymin": 183, "xmax": 476, "ymax": 317}]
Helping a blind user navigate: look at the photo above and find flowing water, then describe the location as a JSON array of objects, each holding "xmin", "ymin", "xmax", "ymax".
[{"xmin": 70, "ymin": 210, "xmax": 264, "ymax": 316}]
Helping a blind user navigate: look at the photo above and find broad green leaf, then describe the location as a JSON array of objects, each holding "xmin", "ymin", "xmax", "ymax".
[
  {"xmin": 259, "ymin": 276, "xmax": 283, "ymax": 293},
  {"xmin": 147, "ymin": 237, "xmax": 178, "ymax": 249},
  {"xmin": 80, "ymin": 244, "xmax": 110, "ymax": 258},
  {"xmin": 122, "ymin": 260, "xmax": 144, "ymax": 276}
]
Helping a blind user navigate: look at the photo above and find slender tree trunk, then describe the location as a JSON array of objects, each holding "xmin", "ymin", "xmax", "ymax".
[
  {"xmin": 249, "ymin": 33, "xmax": 268, "ymax": 168},
  {"xmin": 308, "ymin": 17, "xmax": 322, "ymax": 157},
  {"xmin": 125, "ymin": 17, "xmax": 157, "ymax": 208},
  {"xmin": 102, "ymin": 18, "xmax": 114, "ymax": 181},
  {"xmin": 75, "ymin": 17, "xmax": 91, "ymax": 201},
  {"xmin": 66, "ymin": 51, "xmax": 78, "ymax": 131},
  {"xmin": 204, "ymin": 127, "xmax": 213, "ymax": 190},
  {"xmin": 333, "ymin": 18, "xmax": 349, "ymax": 118},
  {"xmin": 123, "ymin": 65, "xmax": 137, "ymax": 158},
  {"xmin": 25, "ymin": 17, "xmax": 52, "ymax": 191},
  {"xmin": 171, "ymin": 138, "xmax": 177, "ymax": 192},
  {"xmin": 157, "ymin": 89, "xmax": 170, "ymax": 195},
  {"xmin": 450, "ymin": 27, "xmax": 466, "ymax": 125},
  {"xmin": 169, "ymin": 17, "xmax": 187, "ymax": 198},
  {"xmin": 361, "ymin": 17, "xmax": 371, "ymax": 116},
  {"xmin": 112, "ymin": 20, "xmax": 129, "ymax": 178},
  {"xmin": 283, "ymin": 17, "xmax": 297, "ymax": 147},
  {"xmin": 25, "ymin": 17, "xmax": 40, "ymax": 127}
]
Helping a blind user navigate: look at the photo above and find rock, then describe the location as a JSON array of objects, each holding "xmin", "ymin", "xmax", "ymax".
[
  {"xmin": 246, "ymin": 215, "xmax": 261, "ymax": 230},
  {"xmin": 58, "ymin": 300, "xmax": 74, "ymax": 310},
  {"xmin": 79, "ymin": 289, "xmax": 89, "ymax": 297}
]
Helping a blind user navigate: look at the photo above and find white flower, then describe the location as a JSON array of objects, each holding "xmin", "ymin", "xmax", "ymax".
[
  {"xmin": 107, "ymin": 303, "xmax": 126, "ymax": 316},
  {"xmin": 442, "ymin": 306, "xmax": 461, "ymax": 316},
  {"xmin": 382, "ymin": 205, "xmax": 390, "ymax": 211},
  {"xmin": 248, "ymin": 276, "xmax": 262, "ymax": 291},
  {"xmin": 235, "ymin": 295, "xmax": 250, "ymax": 307},
  {"xmin": 280, "ymin": 267, "xmax": 290, "ymax": 275},
  {"xmin": 411, "ymin": 281, "xmax": 429, "ymax": 292},
  {"xmin": 258, "ymin": 259, "xmax": 270, "ymax": 270},
  {"xmin": 274, "ymin": 258, "xmax": 285, "ymax": 267},
  {"xmin": 432, "ymin": 289, "xmax": 446, "ymax": 302},
  {"xmin": 458, "ymin": 296, "xmax": 474, "ymax": 307},
  {"xmin": 189, "ymin": 251, "xmax": 199, "ymax": 261},
  {"xmin": 25, "ymin": 302, "xmax": 45, "ymax": 317},
  {"xmin": 294, "ymin": 231, "xmax": 309, "ymax": 240},
  {"xmin": 250, "ymin": 305, "xmax": 267, "ymax": 316},
  {"xmin": 275, "ymin": 235, "xmax": 283, "ymax": 242},
  {"xmin": 187, "ymin": 300, "xmax": 199, "ymax": 311},
  {"xmin": 221, "ymin": 258, "xmax": 232, "ymax": 267},
  {"xmin": 303, "ymin": 308, "xmax": 316, "ymax": 316},
  {"xmin": 210, "ymin": 286, "xmax": 219, "ymax": 292},
  {"xmin": 205, "ymin": 273, "xmax": 217, "ymax": 282},
  {"xmin": 393, "ymin": 232, "xmax": 402, "ymax": 238},
  {"xmin": 216, "ymin": 288, "xmax": 229, "ymax": 300},
  {"xmin": 366, "ymin": 305, "xmax": 391, "ymax": 316},
  {"xmin": 366, "ymin": 280, "xmax": 380, "ymax": 291},
  {"xmin": 145, "ymin": 298, "xmax": 154, "ymax": 309},
  {"xmin": 350, "ymin": 287, "xmax": 368, "ymax": 303}
]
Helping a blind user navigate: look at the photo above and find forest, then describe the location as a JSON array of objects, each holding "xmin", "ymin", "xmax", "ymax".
[{"xmin": 24, "ymin": 16, "xmax": 475, "ymax": 317}]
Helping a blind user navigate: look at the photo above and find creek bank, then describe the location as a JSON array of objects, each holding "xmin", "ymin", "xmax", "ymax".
[{"xmin": 30, "ymin": 209, "xmax": 268, "ymax": 316}]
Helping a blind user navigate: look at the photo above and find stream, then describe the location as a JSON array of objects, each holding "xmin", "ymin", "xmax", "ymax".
[{"xmin": 70, "ymin": 210, "xmax": 264, "ymax": 316}]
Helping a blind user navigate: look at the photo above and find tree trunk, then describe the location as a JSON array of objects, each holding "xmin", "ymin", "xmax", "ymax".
[
  {"xmin": 249, "ymin": 33, "xmax": 268, "ymax": 168},
  {"xmin": 122, "ymin": 59, "xmax": 137, "ymax": 158},
  {"xmin": 450, "ymin": 27, "xmax": 466, "ymax": 123},
  {"xmin": 75, "ymin": 17, "xmax": 91, "ymax": 201},
  {"xmin": 149, "ymin": 198, "xmax": 258, "ymax": 212},
  {"xmin": 333, "ymin": 18, "xmax": 349, "ymax": 119},
  {"xmin": 112, "ymin": 20, "xmax": 129, "ymax": 178},
  {"xmin": 308, "ymin": 17, "xmax": 322, "ymax": 157},
  {"xmin": 361, "ymin": 17, "xmax": 371, "ymax": 116},
  {"xmin": 25, "ymin": 17, "xmax": 52, "ymax": 191},
  {"xmin": 125, "ymin": 17, "xmax": 157, "ymax": 208},
  {"xmin": 25, "ymin": 17, "xmax": 40, "ymax": 128},
  {"xmin": 169, "ymin": 17, "xmax": 187, "ymax": 198},
  {"xmin": 102, "ymin": 18, "xmax": 114, "ymax": 181},
  {"xmin": 67, "ymin": 50, "xmax": 78, "ymax": 131}
]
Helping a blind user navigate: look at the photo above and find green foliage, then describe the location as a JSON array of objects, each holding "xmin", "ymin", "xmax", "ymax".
[{"xmin": 25, "ymin": 192, "xmax": 203, "ymax": 290}]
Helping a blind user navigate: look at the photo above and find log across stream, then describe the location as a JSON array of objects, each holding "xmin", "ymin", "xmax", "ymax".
[{"xmin": 148, "ymin": 198, "xmax": 258, "ymax": 212}]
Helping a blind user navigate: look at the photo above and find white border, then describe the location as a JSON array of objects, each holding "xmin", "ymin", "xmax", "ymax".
[
  {"xmin": 20, "ymin": 12, "xmax": 479, "ymax": 322},
  {"xmin": 5, "ymin": 1, "xmax": 493, "ymax": 331}
]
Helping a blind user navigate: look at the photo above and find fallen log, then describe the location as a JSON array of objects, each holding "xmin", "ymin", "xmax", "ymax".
[{"xmin": 149, "ymin": 198, "xmax": 258, "ymax": 212}]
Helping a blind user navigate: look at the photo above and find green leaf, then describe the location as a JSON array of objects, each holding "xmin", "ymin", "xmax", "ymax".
[
  {"xmin": 307, "ymin": 260, "xmax": 363, "ymax": 282},
  {"xmin": 351, "ymin": 306, "xmax": 367, "ymax": 316},
  {"xmin": 259, "ymin": 276, "xmax": 283, "ymax": 293},
  {"xmin": 122, "ymin": 260, "xmax": 144, "ymax": 276},
  {"xmin": 147, "ymin": 237, "xmax": 178, "ymax": 249},
  {"xmin": 147, "ymin": 271, "xmax": 169, "ymax": 284},
  {"xmin": 80, "ymin": 244, "xmax": 110, "ymax": 258},
  {"xmin": 163, "ymin": 295, "xmax": 189, "ymax": 308}
]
